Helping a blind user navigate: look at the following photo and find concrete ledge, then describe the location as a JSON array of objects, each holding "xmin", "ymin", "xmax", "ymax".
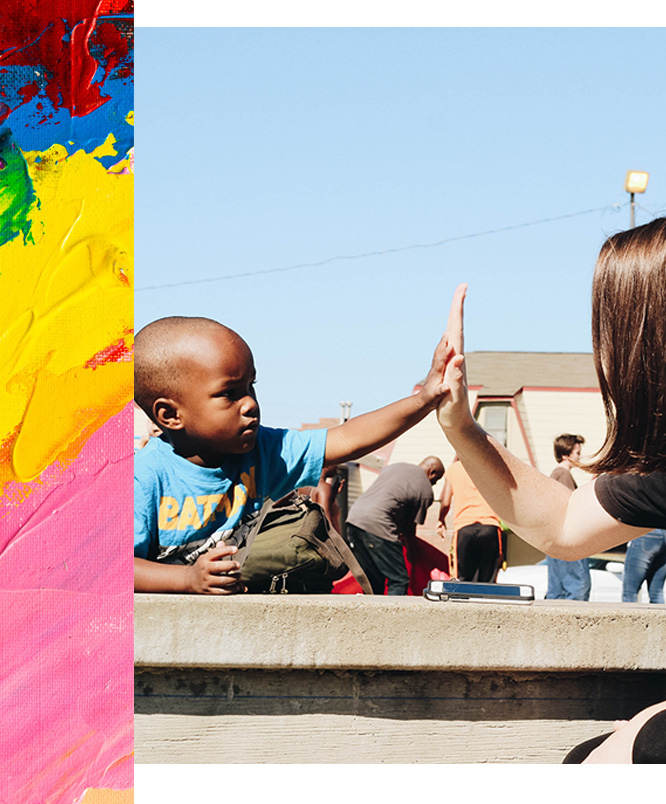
[
  {"xmin": 135, "ymin": 594, "xmax": 666, "ymax": 763},
  {"xmin": 135, "ymin": 594, "xmax": 666, "ymax": 672}
]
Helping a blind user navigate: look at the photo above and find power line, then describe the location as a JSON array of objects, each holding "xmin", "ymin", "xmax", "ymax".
[{"xmin": 136, "ymin": 203, "xmax": 623, "ymax": 292}]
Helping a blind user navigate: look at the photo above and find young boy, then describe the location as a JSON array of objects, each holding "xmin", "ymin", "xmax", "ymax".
[{"xmin": 134, "ymin": 316, "xmax": 452, "ymax": 594}]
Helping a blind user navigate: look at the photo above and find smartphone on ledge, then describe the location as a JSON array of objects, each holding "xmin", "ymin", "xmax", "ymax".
[{"xmin": 424, "ymin": 579, "xmax": 535, "ymax": 604}]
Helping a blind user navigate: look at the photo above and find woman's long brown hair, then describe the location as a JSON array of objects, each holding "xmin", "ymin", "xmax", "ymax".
[{"xmin": 588, "ymin": 217, "xmax": 666, "ymax": 474}]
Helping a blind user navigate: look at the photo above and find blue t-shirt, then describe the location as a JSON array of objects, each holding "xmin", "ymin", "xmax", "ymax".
[{"xmin": 134, "ymin": 426, "xmax": 327, "ymax": 560}]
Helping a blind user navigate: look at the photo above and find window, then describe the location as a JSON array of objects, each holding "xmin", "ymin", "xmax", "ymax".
[{"xmin": 476, "ymin": 402, "xmax": 509, "ymax": 446}]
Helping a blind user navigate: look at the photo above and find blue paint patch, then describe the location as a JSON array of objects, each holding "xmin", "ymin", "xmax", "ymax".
[{"xmin": 1, "ymin": 70, "xmax": 133, "ymax": 164}]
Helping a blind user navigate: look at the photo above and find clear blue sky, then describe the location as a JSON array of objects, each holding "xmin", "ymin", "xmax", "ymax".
[{"xmin": 135, "ymin": 27, "xmax": 665, "ymax": 429}]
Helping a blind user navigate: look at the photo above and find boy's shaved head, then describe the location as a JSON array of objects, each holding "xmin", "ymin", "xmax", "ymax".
[{"xmin": 134, "ymin": 317, "xmax": 246, "ymax": 419}]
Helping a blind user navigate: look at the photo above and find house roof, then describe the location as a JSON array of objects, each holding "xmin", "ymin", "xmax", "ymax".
[
  {"xmin": 465, "ymin": 351, "xmax": 599, "ymax": 396},
  {"xmin": 416, "ymin": 351, "xmax": 599, "ymax": 396}
]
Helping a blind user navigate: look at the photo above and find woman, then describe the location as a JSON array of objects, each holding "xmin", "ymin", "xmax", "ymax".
[
  {"xmin": 436, "ymin": 217, "xmax": 666, "ymax": 762},
  {"xmin": 438, "ymin": 218, "xmax": 665, "ymax": 558}
]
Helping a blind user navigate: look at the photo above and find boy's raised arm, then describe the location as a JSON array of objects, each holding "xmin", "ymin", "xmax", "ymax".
[{"xmin": 323, "ymin": 330, "xmax": 453, "ymax": 466}]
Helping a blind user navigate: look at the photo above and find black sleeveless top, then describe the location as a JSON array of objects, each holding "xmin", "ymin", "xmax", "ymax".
[{"xmin": 595, "ymin": 472, "xmax": 666, "ymax": 529}]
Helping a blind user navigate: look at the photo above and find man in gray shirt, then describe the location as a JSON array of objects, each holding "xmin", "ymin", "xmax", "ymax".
[{"xmin": 346, "ymin": 456, "xmax": 444, "ymax": 595}]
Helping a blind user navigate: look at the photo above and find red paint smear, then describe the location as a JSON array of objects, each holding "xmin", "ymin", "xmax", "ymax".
[
  {"xmin": 99, "ymin": 0, "xmax": 134, "ymax": 12},
  {"xmin": 84, "ymin": 338, "xmax": 133, "ymax": 370},
  {"xmin": 93, "ymin": 22, "xmax": 129, "ymax": 85},
  {"xmin": 18, "ymin": 82, "xmax": 40, "ymax": 105},
  {"xmin": 0, "ymin": 425, "xmax": 20, "ymax": 472},
  {"xmin": 0, "ymin": 1, "xmax": 130, "ymax": 119}
]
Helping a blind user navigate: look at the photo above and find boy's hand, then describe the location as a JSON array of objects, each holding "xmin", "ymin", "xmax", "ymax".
[
  {"xmin": 415, "ymin": 331, "xmax": 456, "ymax": 411},
  {"xmin": 436, "ymin": 283, "xmax": 474, "ymax": 432},
  {"xmin": 186, "ymin": 544, "xmax": 246, "ymax": 595}
]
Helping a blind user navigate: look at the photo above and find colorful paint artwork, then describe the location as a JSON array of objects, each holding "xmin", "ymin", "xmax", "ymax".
[{"xmin": 0, "ymin": 2, "xmax": 134, "ymax": 803}]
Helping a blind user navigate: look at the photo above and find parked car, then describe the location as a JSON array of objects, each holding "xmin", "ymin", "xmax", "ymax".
[{"xmin": 497, "ymin": 558, "xmax": 626, "ymax": 603}]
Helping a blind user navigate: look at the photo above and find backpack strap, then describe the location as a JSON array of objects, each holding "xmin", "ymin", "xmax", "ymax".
[
  {"xmin": 326, "ymin": 519, "xmax": 374, "ymax": 595},
  {"xmin": 296, "ymin": 495, "xmax": 374, "ymax": 595}
]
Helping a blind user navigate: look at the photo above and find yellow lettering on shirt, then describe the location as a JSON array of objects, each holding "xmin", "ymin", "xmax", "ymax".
[
  {"xmin": 177, "ymin": 496, "xmax": 202, "ymax": 530},
  {"xmin": 158, "ymin": 497, "xmax": 180, "ymax": 530},
  {"xmin": 215, "ymin": 493, "xmax": 232, "ymax": 518},
  {"xmin": 228, "ymin": 483, "xmax": 248, "ymax": 520},
  {"xmin": 217, "ymin": 469, "xmax": 258, "ymax": 521},
  {"xmin": 241, "ymin": 467, "xmax": 257, "ymax": 499},
  {"xmin": 198, "ymin": 494, "xmax": 223, "ymax": 526}
]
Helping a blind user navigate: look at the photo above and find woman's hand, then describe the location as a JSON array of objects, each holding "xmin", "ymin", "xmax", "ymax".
[{"xmin": 436, "ymin": 283, "xmax": 474, "ymax": 433}]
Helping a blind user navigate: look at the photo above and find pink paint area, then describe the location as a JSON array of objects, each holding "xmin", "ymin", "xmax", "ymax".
[
  {"xmin": 0, "ymin": 404, "xmax": 133, "ymax": 803},
  {"xmin": 0, "ymin": 404, "xmax": 133, "ymax": 594},
  {"xmin": 0, "ymin": 590, "xmax": 133, "ymax": 804}
]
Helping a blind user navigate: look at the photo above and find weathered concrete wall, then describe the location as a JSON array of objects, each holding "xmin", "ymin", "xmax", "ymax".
[{"xmin": 135, "ymin": 594, "xmax": 666, "ymax": 764}]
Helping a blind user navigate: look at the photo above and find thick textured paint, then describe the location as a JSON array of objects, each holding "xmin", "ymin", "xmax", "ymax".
[
  {"xmin": 0, "ymin": 1, "xmax": 131, "ymax": 120},
  {"xmin": 0, "ymin": 136, "xmax": 133, "ymax": 488},
  {"xmin": 0, "ymin": 129, "xmax": 38, "ymax": 246},
  {"xmin": 1, "ymin": 4, "xmax": 134, "ymax": 801},
  {"xmin": 0, "ymin": 408, "xmax": 134, "ymax": 804},
  {"xmin": 0, "ymin": 405, "xmax": 133, "ymax": 590},
  {"xmin": 0, "ymin": 590, "xmax": 133, "ymax": 804},
  {"xmin": 0, "ymin": 82, "xmax": 134, "ymax": 167},
  {"xmin": 81, "ymin": 791, "xmax": 134, "ymax": 804}
]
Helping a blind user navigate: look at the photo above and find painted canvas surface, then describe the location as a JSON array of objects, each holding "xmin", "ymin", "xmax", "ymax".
[{"xmin": 0, "ymin": 2, "xmax": 134, "ymax": 803}]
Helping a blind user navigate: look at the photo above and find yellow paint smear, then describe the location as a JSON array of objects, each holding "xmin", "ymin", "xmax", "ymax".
[
  {"xmin": 0, "ymin": 136, "xmax": 133, "ymax": 489},
  {"xmin": 81, "ymin": 789, "xmax": 133, "ymax": 804}
]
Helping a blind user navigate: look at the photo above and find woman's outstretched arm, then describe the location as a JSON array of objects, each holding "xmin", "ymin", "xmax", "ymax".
[{"xmin": 436, "ymin": 284, "xmax": 649, "ymax": 559}]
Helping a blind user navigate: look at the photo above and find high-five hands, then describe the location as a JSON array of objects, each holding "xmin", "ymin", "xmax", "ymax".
[
  {"xmin": 418, "ymin": 283, "xmax": 468, "ymax": 412},
  {"xmin": 437, "ymin": 283, "xmax": 473, "ymax": 432}
]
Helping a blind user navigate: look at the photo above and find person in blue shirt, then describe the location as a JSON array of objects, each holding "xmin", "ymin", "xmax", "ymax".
[{"xmin": 134, "ymin": 315, "xmax": 453, "ymax": 594}]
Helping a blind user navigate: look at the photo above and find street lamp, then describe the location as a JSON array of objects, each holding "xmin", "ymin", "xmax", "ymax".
[{"xmin": 624, "ymin": 170, "xmax": 649, "ymax": 228}]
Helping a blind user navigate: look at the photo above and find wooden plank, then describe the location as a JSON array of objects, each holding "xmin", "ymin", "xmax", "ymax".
[{"xmin": 134, "ymin": 713, "xmax": 612, "ymax": 764}]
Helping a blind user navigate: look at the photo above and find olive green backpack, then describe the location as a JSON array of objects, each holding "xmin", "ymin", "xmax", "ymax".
[{"xmin": 241, "ymin": 491, "xmax": 373, "ymax": 594}]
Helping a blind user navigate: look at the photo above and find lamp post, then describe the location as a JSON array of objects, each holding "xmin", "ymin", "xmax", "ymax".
[{"xmin": 624, "ymin": 170, "xmax": 649, "ymax": 228}]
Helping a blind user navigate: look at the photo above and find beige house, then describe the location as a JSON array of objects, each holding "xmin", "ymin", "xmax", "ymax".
[{"xmin": 339, "ymin": 351, "xmax": 606, "ymax": 566}]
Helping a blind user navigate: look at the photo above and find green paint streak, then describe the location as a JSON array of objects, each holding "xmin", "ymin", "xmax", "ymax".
[{"xmin": 0, "ymin": 129, "xmax": 38, "ymax": 248}]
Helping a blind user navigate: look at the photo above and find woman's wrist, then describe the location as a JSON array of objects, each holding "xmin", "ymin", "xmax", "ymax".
[{"xmin": 437, "ymin": 406, "xmax": 478, "ymax": 437}]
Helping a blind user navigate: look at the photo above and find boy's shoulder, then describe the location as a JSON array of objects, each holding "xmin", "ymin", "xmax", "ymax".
[
  {"xmin": 134, "ymin": 436, "xmax": 171, "ymax": 470},
  {"xmin": 134, "ymin": 436, "xmax": 210, "ymax": 487},
  {"xmin": 134, "ymin": 438, "xmax": 183, "ymax": 493},
  {"xmin": 256, "ymin": 424, "xmax": 327, "ymax": 450},
  {"xmin": 256, "ymin": 424, "xmax": 328, "ymax": 466}
]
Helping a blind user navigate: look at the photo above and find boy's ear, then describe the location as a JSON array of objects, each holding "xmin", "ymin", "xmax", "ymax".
[{"xmin": 153, "ymin": 398, "xmax": 183, "ymax": 430}]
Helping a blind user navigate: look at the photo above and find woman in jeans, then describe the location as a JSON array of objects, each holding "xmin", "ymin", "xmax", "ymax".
[{"xmin": 622, "ymin": 529, "xmax": 666, "ymax": 604}]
